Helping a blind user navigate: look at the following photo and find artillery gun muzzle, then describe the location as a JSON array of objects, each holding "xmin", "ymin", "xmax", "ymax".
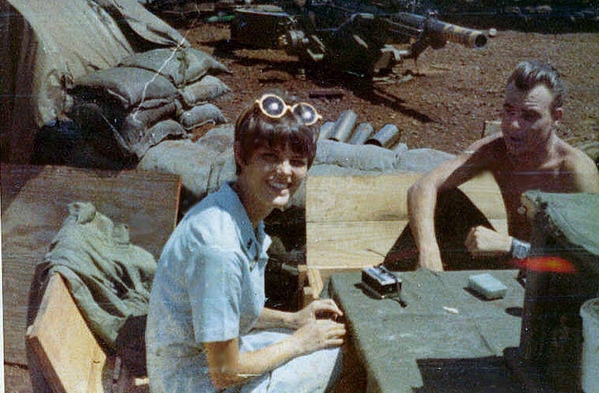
[
  {"xmin": 429, "ymin": 20, "xmax": 488, "ymax": 49},
  {"xmin": 395, "ymin": 12, "xmax": 488, "ymax": 49}
]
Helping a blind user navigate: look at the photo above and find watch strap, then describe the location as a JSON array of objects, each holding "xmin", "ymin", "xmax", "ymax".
[{"xmin": 510, "ymin": 237, "xmax": 531, "ymax": 260}]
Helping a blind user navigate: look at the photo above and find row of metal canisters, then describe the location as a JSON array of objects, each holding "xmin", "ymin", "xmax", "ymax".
[{"xmin": 318, "ymin": 109, "xmax": 407, "ymax": 153}]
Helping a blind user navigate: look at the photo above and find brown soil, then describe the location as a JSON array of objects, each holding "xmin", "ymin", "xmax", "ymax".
[{"xmin": 179, "ymin": 19, "xmax": 598, "ymax": 155}]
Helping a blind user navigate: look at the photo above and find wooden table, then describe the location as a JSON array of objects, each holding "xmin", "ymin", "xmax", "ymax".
[{"xmin": 328, "ymin": 269, "xmax": 526, "ymax": 393}]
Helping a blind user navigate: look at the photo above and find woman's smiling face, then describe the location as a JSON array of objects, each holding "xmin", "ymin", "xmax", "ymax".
[{"xmin": 238, "ymin": 143, "xmax": 309, "ymax": 212}]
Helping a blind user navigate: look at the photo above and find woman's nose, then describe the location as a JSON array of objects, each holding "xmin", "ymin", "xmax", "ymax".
[{"xmin": 276, "ymin": 160, "xmax": 292, "ymax": 175}]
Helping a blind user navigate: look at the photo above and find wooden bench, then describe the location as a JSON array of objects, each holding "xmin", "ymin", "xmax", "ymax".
[{"xmin": 301, "ymin": 172, "xmax": 508, "ymax": 306}]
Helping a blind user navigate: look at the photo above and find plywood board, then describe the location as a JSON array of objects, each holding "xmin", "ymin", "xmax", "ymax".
[
  {"xmin": 2, "ymin": 164, "xmax": 181, "ymax": 366},
  {"xmin": 306, "ymin": 172, "xmax": 506, "ymax": 224},
  {"xmin": 304, "ymin": 173, "xmax": 507, "ymax": 302},
  {"xmin": 307, "ymin": 221, "xmax": 408, "ymax": 270},
  {"xmin": 26, "ymin": 274, "xmax": 107, "ymax": 393},
  {"xmin": 458, "ymin": 172, "xmax": 507, "ymax": 220},
  {"xmin": 306, "ymin": 174, "xmax": 420, "ymax": 223}
]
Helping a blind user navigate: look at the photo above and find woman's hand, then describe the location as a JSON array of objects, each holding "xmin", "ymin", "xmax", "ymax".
[
  {"xmin": 291, "ymin": 299, "xmax": 343, "ymax": 328},
  {"xmin": 205, "ymin": 300, "xmax": 346, "ymax": 388},
  {"xmin": 292, "ymin": 318, "xmax": 346, "ymax": 355}
]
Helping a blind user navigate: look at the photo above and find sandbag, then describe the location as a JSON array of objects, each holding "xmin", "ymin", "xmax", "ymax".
[
  {"xmin": 137, "ymin": 125, "xmax": 236, "ymax": 211},
  {"xmin": 123, "ymin": 100, "xmax": 178, "ymax": 133},
  {"xmin": 180, "ymin": 75, "xmax": 232, "ymax": 107},
  {"xmin": 179, "ymin": 103, "xmax": 228, "ymax": 130},
  {"xmin": 138, "ymin": 133, "xmax": 236, "ymax": 203},
  {"xmin": 315, "ymin": 139, "xmax": 398, "ymax": 171},
  {"xmin": 121, "ymin": 100, "xmax": 179, "ymax": 155},
  {"xmin": 119, "ymin": 47, "xmax": 230, "ymax": 87},
  {"xmin": 395, "ymin": 148, "xmax": 456, "ymax": 172},
  {"xmin": 199, "ymin": 123, "xmax": 235, "ymax": 154},
  {"xmin": 135, "ymin": 119, "xmax": 187, "ymax": 156},
  {"xmin": 73, "ymin": 67, "xmax": 178, "ymax": 109}
]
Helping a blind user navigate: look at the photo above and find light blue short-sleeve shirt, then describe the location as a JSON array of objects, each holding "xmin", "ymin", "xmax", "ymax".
[{"xmin": 146, "ymin": 183, "xmax": 271, "ymax": 392}]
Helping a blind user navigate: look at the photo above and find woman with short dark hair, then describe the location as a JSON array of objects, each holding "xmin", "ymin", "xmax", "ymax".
[{"xmin": 146, "ymin": 93, "xmax": 345, "ymax": 393}]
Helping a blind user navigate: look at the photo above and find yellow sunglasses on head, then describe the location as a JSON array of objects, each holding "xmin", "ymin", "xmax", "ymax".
[{"xmin": 255, "ymin": 94, "xmax": 322, "ymax": 126}]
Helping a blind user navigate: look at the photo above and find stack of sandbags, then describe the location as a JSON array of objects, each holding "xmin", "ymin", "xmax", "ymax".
[
  {"xmin": 139, "ymin": 119, "xmax": 456, "ymax": 215},
  {"xmin": 138, "ymin": 124, "xmax": 236, "ymax": 211},
  {"xmin": 68, "ymin": 46, "xmax": 231, "ymax": 163}
]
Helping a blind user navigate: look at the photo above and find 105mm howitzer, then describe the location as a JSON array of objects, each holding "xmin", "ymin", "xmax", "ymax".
[{"xmin": 230, "ymin": 0, "xmax": 488, "ymax": 77}]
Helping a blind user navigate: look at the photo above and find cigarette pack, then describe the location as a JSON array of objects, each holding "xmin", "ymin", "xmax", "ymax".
[{"xmin": 467, "ymin": 273, "xmax": 507, "ymax": 300}]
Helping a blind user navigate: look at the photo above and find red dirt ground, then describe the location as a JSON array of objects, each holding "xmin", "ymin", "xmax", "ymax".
[{"xmin": 179, "ymin": 20, "xmax": 598, "ymax": 155}]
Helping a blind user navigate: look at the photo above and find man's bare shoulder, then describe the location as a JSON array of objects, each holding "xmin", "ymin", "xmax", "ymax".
[
  {"xmin": 462, "ymin": 133, "xmax": 507, "ymax": 165},
  {"xmin": 558, "ymin": 139, "xmax": 598, "ymax": 171},
  {"xmin": 557, "ymin": 138, "xmax": 599, "ymax": 192}
]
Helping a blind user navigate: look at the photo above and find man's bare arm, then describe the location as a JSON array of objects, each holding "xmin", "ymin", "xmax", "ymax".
[
  {"xmin": 407, "ymin": 137, "xmax": 496, "ymax": 271},
  {"xmin": 465, "ymin": 225, "xmax": 513, "ymax": 257}
]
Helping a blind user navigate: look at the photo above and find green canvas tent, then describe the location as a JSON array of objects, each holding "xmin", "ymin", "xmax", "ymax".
[{"xmin": 0, "ymin": 0, "xmax": 189, "ymax": 164}]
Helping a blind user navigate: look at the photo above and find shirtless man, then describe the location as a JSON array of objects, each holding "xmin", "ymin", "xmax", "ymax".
[{"xmin": 408, "ymin": 60, "xmax": 599, "ymax": 272}]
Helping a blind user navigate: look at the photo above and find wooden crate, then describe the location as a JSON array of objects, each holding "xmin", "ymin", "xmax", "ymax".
[
  {"xmin": 302, "ymin": 172, "xmax": 507, "ymax": 305},
  {"xmin": 2, "ymin": 164, "xmax": 179, "ymax": 391}
]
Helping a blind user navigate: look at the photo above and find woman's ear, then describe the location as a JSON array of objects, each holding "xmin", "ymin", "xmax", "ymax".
[{"xmin": 234, "ymin": 141, "xmax": 244, "ymax": 168}]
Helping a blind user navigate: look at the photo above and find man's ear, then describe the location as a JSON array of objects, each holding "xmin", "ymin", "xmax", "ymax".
[{"xmin": 552, "ymin": 106, "xmax": 564, "ymax": 122}]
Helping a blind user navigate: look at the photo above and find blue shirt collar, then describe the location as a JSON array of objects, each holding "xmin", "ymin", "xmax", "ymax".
[{"xmin": 217, "ymin": 182, "xmax": 270, "ymax": 253}]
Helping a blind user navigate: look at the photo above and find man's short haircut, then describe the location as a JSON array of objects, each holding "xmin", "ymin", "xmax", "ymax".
[
  {"xmin": 234, "ymin": 99, "xmax": 319, "ymax": 175},
  {"xmin": 506, "ymin": 60, "xmax": 566, "ymax": 110}
]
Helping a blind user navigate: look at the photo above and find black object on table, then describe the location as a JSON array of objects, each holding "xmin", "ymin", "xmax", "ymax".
[{"xmin": 328, "ymin": 269, "xmax": 525, "ymax": 393}]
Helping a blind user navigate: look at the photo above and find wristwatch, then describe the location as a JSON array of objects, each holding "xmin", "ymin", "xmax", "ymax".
[{"xmin": 510, "ymin": 237, "xmax": 531, "ymax": 260}]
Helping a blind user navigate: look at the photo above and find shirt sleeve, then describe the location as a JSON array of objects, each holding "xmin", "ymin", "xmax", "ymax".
[{"xmin": 186, "ymin": 246, "xmax": 244, "ymax": 343}]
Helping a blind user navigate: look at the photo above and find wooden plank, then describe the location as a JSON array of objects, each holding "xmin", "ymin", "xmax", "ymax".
[
  {"xmin": 1, "ymin": 164, "xmax": 180, "ymax": 259},
  {"xmin": 2, "ymin": 164, "xmax": 181, "ymax": 366},
  {"xmin": 306, "ymin": 172, "xmax": 506, "ymax": 224},
  {"xmin": 304, "ymin": 172, "xmax": 508, "ymax": 303},
  {"xmin": 306, "ymin": 220, "xmax": 505, "ymax": 273},
  {"xmin": 306, "ymin": 174, "xmax": 420, "ymax": 223},
  {"xmin": 4, "ymin": 364, "xmax": 34, "ymax": 393},
  {"xmin": 489, "ymin": 219, "xmax": 508, "ymax": 235},
  {"xmin": 26, "ymin": 274, "xmax": 107, "ymax": 393},
  {"xmin": 307, "ymin": 221, "xmax": 407, "ymax": 270},
  {"xmin": 306, "ymin": 268, "xmax": 324, "ymax": 301},
  {"xmin": 458, "ymin": 172, "xmax": 507, "ymax": 220},
  {"xmin": 301, "ymin": 285, "xmax": 316, "ymax": 308}
]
